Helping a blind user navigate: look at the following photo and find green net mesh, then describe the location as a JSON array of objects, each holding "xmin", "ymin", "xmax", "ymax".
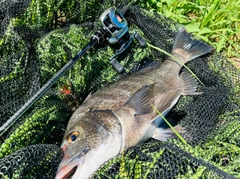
[{"xmin": 0, "ymin": 0, "xmax": 239, "ymax": 178}]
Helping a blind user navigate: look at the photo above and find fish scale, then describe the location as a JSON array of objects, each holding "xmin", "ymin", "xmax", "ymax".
[{"xmin": 75, "ymin": 60, "xmax": 181, "ymax": 114}]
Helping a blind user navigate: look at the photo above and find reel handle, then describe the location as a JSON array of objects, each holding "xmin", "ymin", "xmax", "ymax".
[
  {"xmin": 135, "ymin": 33, "xmax": 146, "ymax": 47},
  {"xmin": 110, "ymin": 58, "xmax": 125, "ymax": 73}
]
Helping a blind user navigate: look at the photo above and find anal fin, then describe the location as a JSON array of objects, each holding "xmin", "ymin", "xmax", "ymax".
[
  {"xmin": 152, "ymin": 124, "xmax": 185, "ymax": 141},
  {"xmin": 180, "ymin": 71, "xmax": 202, "ymax": 95}
]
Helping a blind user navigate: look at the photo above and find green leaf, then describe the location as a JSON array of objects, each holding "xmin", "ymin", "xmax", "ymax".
[{"xmin": 185, "ymin": 22, "xmax": 200, "ymax": 33}]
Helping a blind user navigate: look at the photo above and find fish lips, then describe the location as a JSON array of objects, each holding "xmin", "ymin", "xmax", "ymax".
[{"xmin": 55, "ymin": 149, "xmax": 89, "ymax": 179}]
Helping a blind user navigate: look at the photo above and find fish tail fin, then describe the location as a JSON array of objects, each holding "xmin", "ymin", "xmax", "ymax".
[{"xmin": 172, "ymin": 27, "xmax": 214, "ymax": 64}]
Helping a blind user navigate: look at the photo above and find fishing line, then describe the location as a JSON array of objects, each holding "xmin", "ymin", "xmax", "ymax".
[
  {"xmin": 147, "ymin": 42, "xmax": 206, "ymax": 87},
  {"xmin": 151, "ymin": 104, "xmax": 187, "ymax": 145}
]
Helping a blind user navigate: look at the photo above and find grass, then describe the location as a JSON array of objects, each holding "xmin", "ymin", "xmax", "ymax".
[{"xmin": 139, "ymin": 0, "xmax": 240, "ymax": 68}]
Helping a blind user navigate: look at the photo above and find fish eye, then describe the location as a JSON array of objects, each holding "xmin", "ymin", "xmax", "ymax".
[{"xmin": 67, "ymin": 131, "xmax": 79, "ymax": 143}]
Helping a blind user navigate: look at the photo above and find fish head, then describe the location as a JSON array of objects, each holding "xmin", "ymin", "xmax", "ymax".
[
  {"xmin": 55, "ymin": 110, "xmax": 122, "ymax": 179},
  {"xmin": 56, "ymin": 124, "xmax": 88, "ymax": 179}
]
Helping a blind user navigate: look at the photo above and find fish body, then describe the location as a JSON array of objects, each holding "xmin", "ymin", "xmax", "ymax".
[{"xmin": 55, "ymin": 27, "xmax": 213, "ymax": 179}]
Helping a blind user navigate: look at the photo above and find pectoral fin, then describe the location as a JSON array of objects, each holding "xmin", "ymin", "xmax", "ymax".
[
  {"xmin": 152, "ymin": 90, "xmax": 181, "ymax": 127},
  {"xmin": 155, "ymin": 90, "xmax": 181, "ymax": 115},
  {"xmin": 124, "ymin": 84, "xmax": 155, "ymax": 115}
]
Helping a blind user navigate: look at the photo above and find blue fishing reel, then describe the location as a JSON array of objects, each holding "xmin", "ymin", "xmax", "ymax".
[
  {"xmin": 100, "ymin": 7, "xmax": 129, "ymax": 46},
  {"xmin": 99, "ymin": 7, "xmax": 146, "ymax": 73}
]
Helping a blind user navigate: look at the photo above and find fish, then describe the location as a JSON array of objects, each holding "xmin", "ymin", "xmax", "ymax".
[{"xmin": 55, "ymin": 27, "xmax": 213, "ymax": 179}]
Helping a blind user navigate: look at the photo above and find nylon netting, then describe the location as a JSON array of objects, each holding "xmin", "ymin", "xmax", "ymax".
[{"xmin": 0, "ymin": 0, "xmax": 239, "ymax": 178}]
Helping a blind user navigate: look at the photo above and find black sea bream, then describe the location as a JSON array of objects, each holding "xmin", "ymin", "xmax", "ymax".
[{"xmin": 56, "ymin": 27, "xmax": 213, "ymax": 179}]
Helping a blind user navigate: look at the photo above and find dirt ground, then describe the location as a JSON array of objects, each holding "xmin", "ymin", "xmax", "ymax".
[{"xmin": 230, "ymin": 58, "xmax": 240, "ymax": 69}]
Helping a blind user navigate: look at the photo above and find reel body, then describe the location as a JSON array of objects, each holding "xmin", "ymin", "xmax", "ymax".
[
  {"xmin": 100, "ymin": 7, "xmax": 129, "ymax": 46},
  {"xmin": 100, "ymin": 7, "xmax": 146, "ymax": 73}
]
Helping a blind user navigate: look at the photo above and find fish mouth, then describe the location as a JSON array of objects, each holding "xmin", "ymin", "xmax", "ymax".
[
  {"xmin": 55, "ymin": 149, "xmax": 89, "ymax": 179},
  {"xmin": 55, "ymin": 161, "xmax": 79, "ymax": 179},
  {"xmin": 59, "ymin": 166, "xmax": 77, "ymax": 179},
  {"xmin": 63, "ymin": 166, "xmax": 77, "ymax": 179}
]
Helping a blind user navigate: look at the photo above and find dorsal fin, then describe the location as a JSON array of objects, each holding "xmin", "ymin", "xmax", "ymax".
[
  {"xmin": 124, "ymin": 84, "xmax": 155, "ymax": 115},
  {"xmin": 130, "ymin": 59, "xmax": 160, "ymax": 74}
]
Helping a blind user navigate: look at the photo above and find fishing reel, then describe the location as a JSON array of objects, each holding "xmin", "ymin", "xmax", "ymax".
[{"xmin": 99, "ymin": 7, "xmax": 146, "ymax": 73}]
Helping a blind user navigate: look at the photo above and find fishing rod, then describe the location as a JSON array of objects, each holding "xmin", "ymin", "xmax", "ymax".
[{"xmin": 0, "ymin": 1, "xmax": 145, "ymax": 136}]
